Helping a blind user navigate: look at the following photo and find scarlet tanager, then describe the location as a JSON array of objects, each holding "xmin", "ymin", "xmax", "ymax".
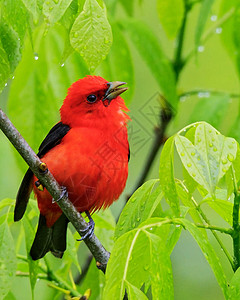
[{"xmin": 14, "ymin": 75, "xmax": 129, "ymax": 260}]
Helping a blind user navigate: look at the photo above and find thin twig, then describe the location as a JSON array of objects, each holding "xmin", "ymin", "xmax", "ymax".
[
  {"xmin": 0, "ymin": 108, "xmax": 109, "ymax": 273},
  {"xmin": 231, "ymin": 166, "xmax": 240, "ymax": 271},
  {"xmin": 196, "ymin": 224, "xmax": 233, "ymax": 236}
]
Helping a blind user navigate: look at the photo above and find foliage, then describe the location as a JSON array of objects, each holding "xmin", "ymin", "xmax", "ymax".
[{"xmin": 1, "ymin": 0, "xmax": 240, "ymax": 299}]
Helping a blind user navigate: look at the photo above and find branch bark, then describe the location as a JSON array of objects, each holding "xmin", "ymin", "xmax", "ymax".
[{"xmin": 0, "ymin": 108, "xmax": 110, "ymax": 273}]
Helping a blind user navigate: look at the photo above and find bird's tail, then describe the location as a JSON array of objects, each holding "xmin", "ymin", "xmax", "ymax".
[{"xmin": 30, "ymin": 213, "xmax": 68, "ymax": 260}]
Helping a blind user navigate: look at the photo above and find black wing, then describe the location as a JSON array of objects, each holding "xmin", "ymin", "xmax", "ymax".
[{"xmin": 14, "ymin": 122, "xmax": 70, "ymax": 222}]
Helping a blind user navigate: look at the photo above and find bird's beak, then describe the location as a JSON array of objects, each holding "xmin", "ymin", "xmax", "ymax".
[{"xmin": 103, "ymin": 81, "xmax": 128, "ymax": 106}]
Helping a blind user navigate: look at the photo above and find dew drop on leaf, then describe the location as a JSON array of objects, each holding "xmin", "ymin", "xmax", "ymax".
[
  {"xmin": 187, "ymin": 163, "xmax": 192, "ymax": 167},
  {"xmin": 181, "ymin": 153, "xmax": 185, "ymax": 156},
  {"xmin": 191, "ymin": 152, "xmax": 195, "ymax": 156},
  {"xmin": 209, "ymin": 143, "xmax": 213, "ymax": 147},
  {"xmin": 222, "ymin": 158, "xmax": 227, "ymax": 164},
  {"xmin": 227, "ymin": 154, "xmax": 234, "ymax": 162}
]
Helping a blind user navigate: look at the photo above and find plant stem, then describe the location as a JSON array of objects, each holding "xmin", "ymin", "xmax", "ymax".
[
  {"xmin": 17, "ymin": 255, "xmax": 80, "ymax": 297},
  {"xmin": 179, "ymin": 89, "xmax": 240, "ymax": 99},
  {"xmin": 196, "ymin": 224, "xmax": 233, "ymax": 235},
  {"xmin": 191, "ymin": 197, "xmax": 234, "ymax": 269},
  {"xmin": 231, "ymin": 166, "xmax": 240, "ymax": 271},
  {"xmin": 0, "ymin": 108, "xmax": 110, "ymax": 273}
]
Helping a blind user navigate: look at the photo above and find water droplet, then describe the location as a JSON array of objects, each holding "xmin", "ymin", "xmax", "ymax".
[
  {"xmin": 191, "ymin": 152, "xmax": 195, "ymax": 156},
  {"xmin": 53, "ymin": 0, "xmax": 59, "ymax": 3},
  {"xmin": 49, "ymin": 6, "xmax": 53, "ymax": 11},
  {"xmin": 74, "ymin": 32, "xmax": 78, "ymax": 38},
  {"xmin": 104, "ymin": 38, "xmax": 109, "ymax": 44},
  {"xmin": 215, "ymin": 27, "xmax": 222, "ymax": 34},
  {"xmin": 119, "ymin": 227, "xmax": 123, "ymax": 231},
  {"xmin": 12, "ymin": 75, "xmax": 15, "ymax": 79},
  {"xmin": 120, "ymin": 220, "xmax": 125, "ymax": 226},
  {"xmin": 213, "ymin": 147, "xmax": 217, "ymax": 152},
  {"xmin": 137, "ymin": 217, "xmax": 140, "ymax": 222},
  {"xmin": 34, "ymin": 53, "xmax": 39, "ymax": 60},
  {"xmin": 198, "ymin": 138, "xmax": 201, "ymax": 142},
  {"xmin": 60, "ymin": 63, "xmax": 64, "ymax": 67},
  {"xmin": 211, "ymin": 15, "xmax": 217, "ymax": 22},
  {"xmin": 80, "ymin": 51, "xmax": 84, "ymax": 57},
  {"xmin": 227, "ymin": 153, "xmax": 234, "ymax": 162},
  {"xmin": 149, "ymin": 227, "xmax": 153, "ymax": 231},
  {"xmin": 144, "ymin": 265, "xmax": 150, "ymax": 271},
  {"xmin": 102, "ymin": 54, "xmax": 106, "ymax": 60},
  {"xmin": 222, "ymin": 168, "xmax": 227, "ymax": 172},
  {"xmin": 198, "ymin": 45, "xmax": 205, "ymax": 52},
  {"xmin": 4, "ymin": 83, "xmax": 7, "ymax": 87},
  {"xmin": 209, "ymin": 130, "xmax": 212, "ymax": 133},
  {"xmin": 181, "ymin": 153, "xmax": 185, "ymax": 156},
  {"xmin": 180, "ymin": 96, "xmax": 186, "ymax": 102},
  {"xmin": 192, "ymin": 173, "xmax": 196, "ymax": 177},
  {"xmin": 83, "ymin": 45, "xmax": 87, "ymax": 50},
  {"xmin": 132, "ymin": 222, "xmax": 136, "ymax": 228},
  {"xmin": 187, "ymin": 163, "xmax": 192, "ymax": 167},
  {"xmin": 222, "ymin": 158, "xmax": 227, "ymax": 164},
  {"xmin": 176, "ymin": 224, "xmax": 180, "ymax": 228},
  {"xmin": 131, "ymin": 197, "xmax": 136, "ymax": 203},
  {"xmin": 209, "ymin": 143, "xmax": 213, "ymax": 147}
]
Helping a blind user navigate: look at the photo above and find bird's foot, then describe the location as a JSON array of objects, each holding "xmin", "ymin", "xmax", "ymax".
[
  {"xmin": 52, "ymin": 186, "xmax": 68, "ymax": 203},
  {"xmin": 78, "ymin": 211, "xmax": 95, "ymax": 241}
]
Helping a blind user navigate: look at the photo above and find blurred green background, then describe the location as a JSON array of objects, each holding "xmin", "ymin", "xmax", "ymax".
[{"xmin": 1, "ymin": 0, "xmax": 240, "ymax": 299}]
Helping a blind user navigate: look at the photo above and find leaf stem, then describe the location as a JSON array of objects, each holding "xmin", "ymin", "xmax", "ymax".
[
  {"xmin": 196, "ymin": 224, "xmax": 233, "ymax": 235},
  {"xmin": 17, "ymin": 255, "xmax": 80, "ymax": 297},
  {"xmin": 179, "ymin": 89, "xmax": 240, "ymax": 99},
  {"xmin": 191, "ymin": 197, "xmax": 234, "ymax": 269},
  {"xmin": 231, "ymin": 166, "xmax": 240, "ymax": 271}
]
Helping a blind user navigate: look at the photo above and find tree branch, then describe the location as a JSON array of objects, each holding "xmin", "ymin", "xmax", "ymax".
[{"xmin": 0, "ymin": 108, "xmax": 110, "ymax": 273}]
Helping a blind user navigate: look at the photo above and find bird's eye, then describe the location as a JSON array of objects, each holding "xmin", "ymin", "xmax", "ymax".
[{"xmin": 87, "ymin": 94, "xmax": 97, "ymax": 103}]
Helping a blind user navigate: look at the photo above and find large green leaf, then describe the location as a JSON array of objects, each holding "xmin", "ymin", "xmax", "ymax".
[
  {"xmin": 175, "ymin": 123, "xmax": 237, "ymax": 195},
  {"xmin": 0, "ymin": 221, "xmax": 17, "ymax": 299},
  {"xmin": 70, "ymin": 0, "xmax": 112, "ymax": 71},
  {"xmin": 115, "ymin": 179, "xmax": 161, "ymax": 238},
  {"xmin": 120, "ymin": 19, "xmax": 178, "ymax": 108},
  {"xmin": 156, "ymin": 0, "xmax": 185, "ymax": 39},
  {"xmin": 179, "ymin": 218, "xmax": 229, "ymax": 298},
  {"xmin": 160, "ymin": 136, "xmax": 180, "ymax": 215},
  {"xmin": 195, "ymin": 0, "xmax": 215, "ymax": 47},
  {"xmin": 228, "ymin": 267, "xmax": 240, "ymax": 299},
  {"xmin": 103, "ymin": 218, "xmax": 174, "ymax": 299}
]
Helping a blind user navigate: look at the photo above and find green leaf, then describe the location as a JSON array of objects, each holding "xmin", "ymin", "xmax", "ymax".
[
  {"xmin": 43, "ymin": 0, "xmax": 74, "ymax": 25},
  {"xmin": 120, "ymin": 19, "xmax": 178, "ymax": 108},
  {"xmin": 175, "ymin": 123, "xmax": 237, "ymax": 195},
  {"xmin": 64, "ymin": 228, "xmax": 81, "ymax": 273},
  {"xmin": 160, "ymin": 136, "xmax": 180, "ymax": 216},
  {"xmin": 0, "ymin": 21, "xmax": 22, "ymax": 73},
  {"xmin": 2, "ymin": 0, "xmax": 30, "ymax": 43},
  {"xmin": 189, "ymin": 94, "xmax": 230, "ymax": 129},
  {"xmin": 104, "ymin": 218, "xmax": 175, "ymax": 299},
  {"xmin": 179, "ymin": 218, "xmax": 228, "ymax": 298},
  {"xmin": 195, "ymin": 0, "xmax": 215, "ymax": 47},
  {"xmin": 0, "ymin": 42, "xmax": 10, "ymax": 93},
  {"xmin": 200, "ymin": 189, "xmax": 233, "ymax": 225},
  {"xmin": 228, "ymin": 267, "xmax": 240, "ymax": 299},
  {"xmin": 125, "ymin": 281, "xmax": 148, "ymax": 300},
  {"xmin": 70, "ymin": 0, "xmax": 112, "ymax": 71},
  {"xmin": 0, "ymin": 221, "xmax": 17, "ymax": 299},
  {"xmin": 3, "ymin": 292, "xmax": 16, "ymax": 300},
  {"xmin": 21, "ymin": 0, "xmax": 38, "ymax": 21},
  {"xmin": 219, "ymin": 1, "xmax": 239, "ymax": 74},
  {"xmin": 0, "ymin": 198, "xmax": 15, "ymax": 211},
  {"xmin": 115, "ymin": 179, "xmax": 162, "ymax": 238},
  {"xmin": 156, "ymin": 0, "xmax": 185, "ymax": 39},
  {"xmin": 22, "ymin": 216, "xmax": 39, "ymax": 298},
  {"xmin": 119, "ymin": 0, "xmax": 134, "ymax": 16}
]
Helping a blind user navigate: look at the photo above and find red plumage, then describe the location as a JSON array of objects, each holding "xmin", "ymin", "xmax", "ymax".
[{"xmin": 33, "ymin": 75, "xmax": 129, "ymax": 227}]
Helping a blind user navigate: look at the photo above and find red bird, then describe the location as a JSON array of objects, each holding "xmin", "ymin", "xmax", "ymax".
[{"xmin": 15, "ymin": 76, "xmax": 129, "ymax": 260}]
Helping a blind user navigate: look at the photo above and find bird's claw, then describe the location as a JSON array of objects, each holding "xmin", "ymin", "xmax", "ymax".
[
  {"xmin": 77, "ymin": 212, "xmax": 95, "ymax": 241},
  {"xmin": 52, "ymin": 186, "xmax": 68, "ymax": 203}
]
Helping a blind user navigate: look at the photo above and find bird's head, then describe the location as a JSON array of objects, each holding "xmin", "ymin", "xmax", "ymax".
[{"xmin": 60, "ymin": 76, "xmax": 129, "ymax": 127}]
